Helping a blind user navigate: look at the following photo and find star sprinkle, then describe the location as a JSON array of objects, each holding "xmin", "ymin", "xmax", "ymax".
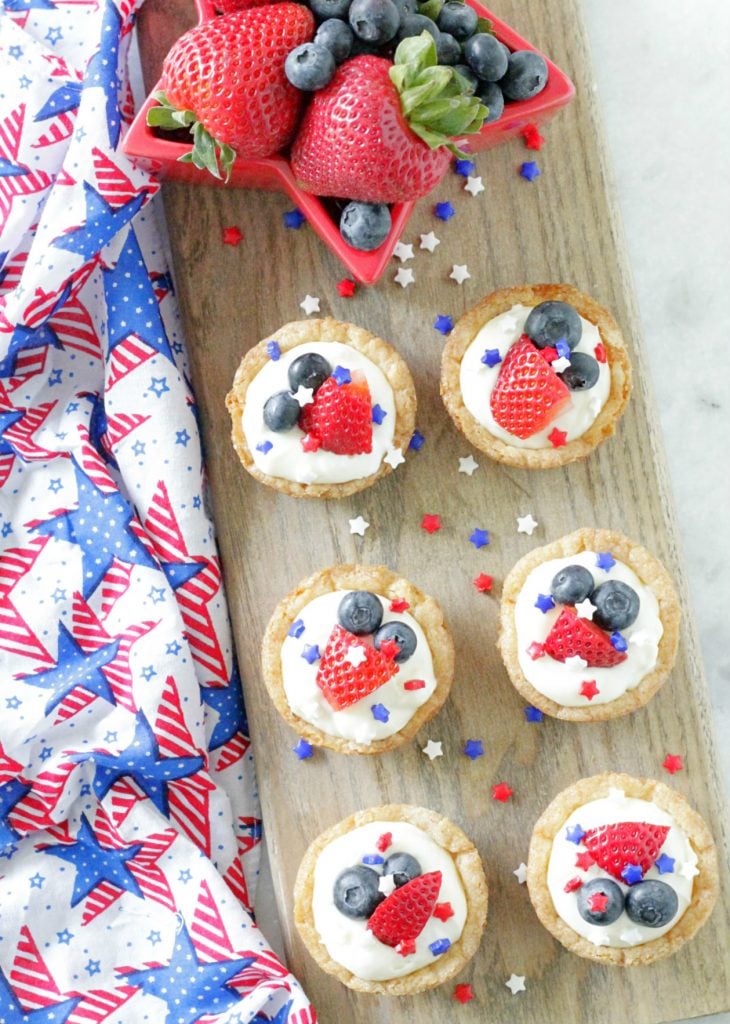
[
  {"xmin": 629, "ymin": 629, "xmax": 653, "ymax": 647},
  {"xmin": 679, "ymin": 861, "xmax": 700, "ymax": 879},
  {"xmin": 454, "ymin": 158, "xmax": 476, "ymax": 177},
  {"xmin": 565, "ymin": 824, "xmax": 586, "ymax": 844},
  {"xmin": 409, "ymin": 430, "xmax": 426, "ymax": 451},
  {"xmin": 266, "ymin": 340, "xmax": 281, "ymax": 360},
  {"xmin": 463, "ymin": 739, "xmax": 484, "ymax": 760},
  {"xmin": 293, "ymin": 385, "xmax": 314, "ymax": 407},
  {"xmin": 421, "ymin": 514, "xmax": 442, "ymax": 534},
  {"xmin": 481, "ymin": 348, "xmax": 502, "ymax": 367},
  {"xmin": 283, "ymin": 208, "xmax": 306, "ymax": 229},
  {"xmin": 450, "ymin": 264, "xmax": 471, "ymax": 284},
  {"xmin": 552, "ymin": 356, "xmax": 571, "ymax": 373},
  {"xmin": 394, "ymin": 266, "xmax": 415, "ymax": 288},
  {"xmin": 596, "ymin": 551, "xmax": 616, "ymax": 571},
  {"xmin": 393, "ymin": 241, "xmax": 414, "ymax": 262},
  {"xmin": 611, "ymin": 631, "xmax": 628, "ymax": 652},
  {"xmin": 378, "ymin": 874, "xmax": 397, "ymax": 896},
  {"xmin": 349, "ymin": 516, "xmax": 369, "ymax": 536},
  {"xmin": 473, "ymin": 573, "xmax": 493, "ymax": 593},
  {"xmin": 433, "ymin": 901, "xmax": 455, "ymax": 922},
  {"xmin": 346, "ymin": 645, "xmax": 368, "ymax": 667},
  {"xmin": 469, "ymin": 528, "xmax": 489, "ymax": 549},
  {"xmin": 435, "ymin": 201, "xmax": 456, "ymax": 220},
  {"xmin": 534, "ymin": 593, "xmax": 555, "ymax": 613},
  {"xmin": 300, "ymin": 294, "xmax": 320, "ymax": 315},
  {"xmin": 222, "ymin": 226, "xmax": 243, "ymax": 246},
  {"xmin": 575, "ymin": 597, "xmax": 597, "ymax": 620},
  {"xmin": 384, "ymin": 446, "xmax": 405, "ymax": 469},
  {"xmin": 526, "ymin": 642, "xmax": 545, "ymax": 660},
  {"xmin": 256, "ymin": 440, "xmax": 272, "ymax": 454},
  {"xmin": 464, "ymin": 175, "xmax": 485, "ymax": 196},
  {"xmin": 580, "ymin": 680, "xmax": 600, "ymax": 701},
  {"xmin": 620, "ymin": 928, "xmax": 644, "ymax": 945},
  {"xmin": 362, "ymin": 853, "xmax": 384, "ymax": 866},
  {"xmin": 293, "ymin": 739, "xmax": 313, "ymax": 760},
  {"xmin": 505, "ymin": 974, "xmax": 526, "ymax": 995},
  {"xmin": 655, "ymin": 853, "xmax": 675, "ymax": 874},
  {"xmin": 433, "ymin": 314, "xmax": 454, "ymax": 335},
  {"xmin": 458, "ymin": 455, "xmax": 479, "ymax": 475},
  {"xmin": 289, "ymin": 619, "xmax": 305, "ymax": 638},
  {"xmin": 301, "ymin": 433, "xmax": 321, "ymax": 452},
  {"xmin": 522, "ymin": 123, "xmax": 545, "ymax": 150},
  {"xmin": 430, "ymin": 938, "xmax": 451, "ymax": 957},
  {"xmin": 419, "ymin": 231, "xmax": 440, "ymax": 252},
  {"xmin": 390, "ymin": 598, "xmax": 409, "ymax": 613},
  {"xmin": 332, "ymin": 365, "xmax": 352, "ymax": 386},
  {"xmin": 404, "ymin": 679, "xmax": 426, "ymax": 690},
  {"xmin": 524, "ymin": 705, "xmax": 544, "ymax": 722},
  {"xmin": 337, "ymin": 278, "xmax": 356, "ymax": 297},
  {"xmin": 492, "ymin": 782, "xmax": 513, "ymax": 802},
  {"xmin": 520, "ymin": 161, "xmax": 541, "ymax": 181},
  {"xmin": 595, "ymin": 342, "xmax": 607, "ymax": 363},
  {"xmin": 621, "ymin": 863, "xmax": 643, "ymax": 886},
  {"xmin": 301, "ymin": 644, "xmax": 320, "ymax": 664},
  {"xmin": 513, "ymin": 862, "xmax": 528, "ymax": 884},
  {"xmin": 564, "ymin": 876, "xmax": 583, "ymax": 893},
  {"xmin": 588, "ymin": 929, "xmax": 611, "ymax": 947},
  {"xmin": 575, "ymin": 851, "xmax": 595, "ymax": 871},
  {"xmin": 516, "ymin": 513, "xmax": 538, "ymax": 535},
  {"xmin": 372, "ymin": 404, "xmax": 387, "ymax": 424},
  {"xmin": 548, "ymin": 427, "xmax": 568, "ymax": 447},
  {"xmin": 371, "ymin": 703, "xmax": 390, "ymax": 723},
  {"xmin": 662, "ymin": 753, "xmax": 684, "ymax": 775},
  {"xmin": 453, "ymin": 983, "xmax": 475, "ymax": 1004},
  {"xmin": 422, "ymin": 739, "xmax": 443, "ymax": 760},
  {"xmin": 587, "ymin": 891, "xmax": 609, "ymax": 913},
  {"xmin": 565, "ymin": 655, "xmax": 588, "ymax": 671}
]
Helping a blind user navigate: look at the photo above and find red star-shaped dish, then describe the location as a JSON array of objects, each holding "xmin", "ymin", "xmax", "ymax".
[
  {"xmin": 421, "ymin": 514, "xmax": 442, "ymax": 534},
  {"xmin": 453, "ymin": 983, "xmax": 475, "ymax": 1004},
  {"xmin": 123, "ymin": 0, "xmax": 574, "ymax": 285}
]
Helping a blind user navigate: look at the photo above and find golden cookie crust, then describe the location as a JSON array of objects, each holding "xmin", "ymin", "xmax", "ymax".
[
  {"xmin": 261, "ymin": 564, "xmax": 455, "ymax": 755},
  {"xmin": 226, "ymin": 317, "xmax": 417, "ymax": 499},
  {"xmin": 526, "ymin": 772, "xmax": 719, "ymax": 966},
  {"xmin": 440, "ymin": 284, "xmax": 632, "ymax": 469},
  {"xmin": 293, "ymin": 803, "xmax": 488, "ymax": 994},
  {"xmin": 498, "ymin": 528, "xmax": 681, "ymax": 722}
]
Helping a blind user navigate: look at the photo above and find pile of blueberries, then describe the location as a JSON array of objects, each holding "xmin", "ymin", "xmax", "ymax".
[
  {"xmin": 262, "ymin": 351, "xmax": 332, "ymax": 433},
  {"xmin": 550, "ymin": 565, "xmax": 640, "ymax": 632},
  {"xmin": 334, "ymin": 850, "xmax": 422, "ymax": 918},
  {"xmin": 577, "ymin": 878, "xmax": 678, "ymax": 930},
  {"xmin": 283, "ymin": 0, "xmax": 549, "ymax": 251},
  {"xmin": 523, "ymin": 300, "xmax": 602, "ymax": 393},
  {"xmin": 338, "ymin": 590, "xmax": 418, "ymax": 662}
]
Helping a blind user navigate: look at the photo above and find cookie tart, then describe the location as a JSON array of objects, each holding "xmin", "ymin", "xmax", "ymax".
[
  {"xmin": 294, "ymin": 804, "xmax": 488, "ymax": 994},
  {"xmin": 226, "ymin": 317, "xmax": 416, "ymax": 498},
  {"xmin": 527, "ymin": 773, "xmax": 718, "ymax": 965},
  {"xmin": 261, "ymin": 565, "xmax": 454, "ymax": 754},
  {"xmin": 440, "ymin": 284, "xmax": 631, "ymax": 468},
  {"xmin": 498, "ymin": 528, "xmax": 680, "ymax": 721}
]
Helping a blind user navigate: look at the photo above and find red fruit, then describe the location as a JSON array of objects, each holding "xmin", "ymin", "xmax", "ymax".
[
  {"xmin": 367, "ymin": 871, "xmax": 442, "ymax": 948},
  {"xmin": 490, "ymin": 336, "xmax": 571, "ymax": 439},
  {"xmin": 544, "ymin": 608, "xmax": 627, "ymax": 668},
  {"xmin": 298, "ymin": 371, "xmax": 372, "ymax": 455},
  {"xmin": 582, "ymin": 822, "xmax": 670, "ymax": 883},
  {"xmin": 158, "ymin": 6, "xmax": 314, "ymax": 171},
  {"xmin": 291, "ymin": 56, "xmax": 451, "ymax": 203},
  {"xmin": 217, "ymin": 0, "xmax": 273, "ymax": 12},
  {"xmin": 315, "ymin": 625, "xmax": 397, "ymax": 710}
]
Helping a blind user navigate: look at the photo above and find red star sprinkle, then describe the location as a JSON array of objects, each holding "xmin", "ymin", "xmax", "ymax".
[
  {"xmin": 588, "ymin": 891, "xmax": 609, "ymax": 913},
  {"xmin": 527, "ymin": 642, "xmax": 545, "ymax": 660},
  {"xmin": 403, "ymin": 679, "xmax": 426, "ymax": 691},
  {"xmin": 433, "ymin": 902, "xmax": 454, "ymax": 921},
  {"xmin": 379, "ymin": 638, "xmax": 401, "ymax": 660},
  {"xmin": 222, "ymin": 226, "xmax": 243, "ymax": 246},
  {"xmin": 548, "ymin": 427, "xmax": 568, "ymax": 448},
  {"xmin": 376, "ymin": 831, "xmax": 392, "ymax": 852},
  {"xmin": 389, "ymin": 598, "xmax": 410, "ymax": 613},
  {"xmin": 575, "ymin": 851, "xmax": 595, "ymax": 871},
  {"xmin": 579, "ymin": 679, "xmax": 600, "ymax": 701},
  {"xmin": 453, "ymin": 984, "xmax": 475, "ymax": 1004},
  {"xmin": 663, "ymin": 753, "xmax": 684, "ymax": 775},
  {"xmin": 492, "ymin": 782, "xmax": 513, "ymax": 803},
  {"xmin": 396, "ymin": 939, "xmax": 416, "ymax": 957},
  {"xmin": 594, "ymin": 342, "xmax": 607, "ymax": 363},
  {"xmin": 539, "ymin": 345, "xmax": 558, "ymax": 363},
  {"xmin": 522, "ymin": 123, "xmax": 545, "ymax": 150},
  {"xmin": 421, "ymin": 514, "xmax": 442, "ymax": 534},
  {"xmin": 337, "ymin": 278, "xmax": 356, "ymax": 298},
  {"xmin": 301, "ymin": 434, "xmax": 321, "ymax": 452},
  {"xmin": 473, "ymin": 573, "xmax": 493, "ymax": 593},
  {"xmin": 564, "ymin": 876, "xmax": 583, "ymax": 893}
]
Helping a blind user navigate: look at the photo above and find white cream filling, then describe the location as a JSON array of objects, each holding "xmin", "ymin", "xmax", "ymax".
[
  {"xmin": 312, "ymin": 820, "xmax": 467, "ymax": 980},
  {"xmin": 241, "ymin": 341, "xmax": 396, "ymax": 484},
  {"xmin": 281, "ymin": 590, "xmax": 437, "ymax": 743},
  {"xmin": 547, "ymin": 791, "xmax": 697, "ymax": 948},
  {"xmin": 515, "ymin": 551, "xmax": 662, "ymax": 707},
  {"xmin": 459, "ymin": 304, "xmax": 610, "ymax": 448}
]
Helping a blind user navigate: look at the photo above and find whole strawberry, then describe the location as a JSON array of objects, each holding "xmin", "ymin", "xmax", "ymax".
[
  {"xmin": 291, "ymin": 33, "xmax": 487, "ymax": 203},
  {"xmin": 148, "ymin": 5, "xmax": 315, "ymax": 179}
]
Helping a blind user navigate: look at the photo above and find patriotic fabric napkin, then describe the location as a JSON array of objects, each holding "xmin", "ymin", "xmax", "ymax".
[{"xmin": 0, "ymin": 1, "xmax": 315, "ymax": 1020}]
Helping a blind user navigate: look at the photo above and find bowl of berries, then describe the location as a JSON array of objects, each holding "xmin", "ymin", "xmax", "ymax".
[{"xmin": 123, "ymin": 0, "xmax": 574, "ymax": 284}]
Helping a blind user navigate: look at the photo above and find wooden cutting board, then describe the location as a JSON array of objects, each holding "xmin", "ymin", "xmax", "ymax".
[{"xmin": 137, "ymin": 2, "xmax": 730, "ymax": 1021}]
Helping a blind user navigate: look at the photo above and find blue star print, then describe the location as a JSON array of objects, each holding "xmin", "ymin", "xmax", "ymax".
[
  {"xmin": 83, "ymin": 0, "xmax": 123, "ymax": 146},
  {"xmin": 0, "ymin": 779, "xmax": 31, "ymax": 848},
  {"xmin": 103, "ymin": 228, "xmax": 174, "ymax": 362},
  {"xmin": 52, "ymin": 181, "xmax": 144, "ymax": 259},
  {"xmin": 201, "ymin": 669, "xmax": 247, "ymax": 751},
  {"xmin": 42, "ymin": 813, "xmax": 143, "ymax": 907},
  {"xmin": 18, "ymin": 620, "xmax": 119, "ymax": 715},
  {"xmin": 0, "ymin": 972, "xmax": 80, "ymax": 1024},
  {"xmin": 34, "ymin": 81, "xmax": 82, "ymax": 121},
  {"xmin": 0, "ymin": 321, "xmax": 62, "ymax": 378}
]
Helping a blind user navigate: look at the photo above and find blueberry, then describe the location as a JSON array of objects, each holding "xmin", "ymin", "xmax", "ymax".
[
  {"xmin": 373, "ymin": 621, "xmax": 417, "ymax": 662},
  {"xmin": 340, "ymin": 201, "xmax": 392, "ymax": 251},
  {"xmin": 285, "ymin": 43, "xmax": 336, "ymax": 91},
  {"xmin": 262, "ymin": 390, "xmax": 300, "ymax": 432},
  {"xmin": 396, "ymin": 12, "xmax": 439, "ymax": 42},
  {"xmin": 558, "ymin": 351, "xmax": 600, "ymax": 391},
  {"xmin": 287, "ymin": 353, "xmax": 332, "ymax": 394},
  {"xmin": 463, "ymin": 33, "xmax": 508, "ymax": 83},
  {"xmin": 625, "ymin": 880, "xmax": 678, "ymax": 928},
  {"xmin": 333, "ymin": 865, "xmax": 384, "ymax": 919},
  {"xmin": 476, "ymin": 80, "xmax": 504, "ymax": 123},
  {"xmin": 577, "ymin": 878, "xmax": 625, "ymax": 926},
  {"xmin": 453, "ymin": 63, "xmax": 479, "ymax": 94},
  {"xmin": 393, "ymin": 0, "xmax": 417, "ymax": 15},
  {"xmin": 437, "ymin": 1, "xmax": 477, "ymax": 41},
  {"xmin": 524, "ymin": 300, "xmax": 582, "ymax": 350},
  {"xmin": 499, "ymin": 49, "xmax": 548, "ymax": 100},
  {"xmin": 310, "ymin": 0, "xmax": 352, "ymax": 17},
  {"xmin": 382, "ymin": 852, "xmax": 421, "ymax": 887},
  {"xmin": 337, "ymin": 591, "xmax": 383, "ymax": 635},
  {"xmin": 348, "ymin": 0, "xmax": 399, "ymax": 43},
  {"xmin": 550, "ymin": 564, "xmax": 595, "ymax": 605},
  {"xmin": 314, "ymin": 19, "xmax": 354, "ymax": 63},
  {"xmin": 436, "ymin": 31, "xmax": 461, "ymax": 65},
  {"xmin": 591, "ymin": 581, "xmax": 640, "ymax": 631}
]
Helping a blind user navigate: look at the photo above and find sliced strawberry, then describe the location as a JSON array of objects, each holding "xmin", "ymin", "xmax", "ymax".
[
  {"xmin": 544, "ymin": 608, "xmax": 627, "ymax": 668},
  {"xmin": 490, "ymin": 336, "xmax": 571, "ymax": 439},
  {"xmin": 298, "ymin": 371, "xmax": 372, "ymax": 455},
  {"xmin": 315, "ymin": 625, "xmax": 397, "ymax": 710},
  {"xmin": 582, "ymin": 822, "xmax": 670, "ymax": 883},
  {"xmin": 367, "ymin": 871, "xmax": 442, "ymax": 949}
]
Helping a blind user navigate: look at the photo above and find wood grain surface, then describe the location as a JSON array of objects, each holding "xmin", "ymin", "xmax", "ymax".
[{"xmin": 137, "ymin": 2, "xmax": 730, "ymax": 1021}]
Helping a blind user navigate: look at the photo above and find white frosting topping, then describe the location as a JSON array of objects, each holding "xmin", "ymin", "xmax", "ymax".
[
  {"xmin": 515, "ymin": 551, "xmax": 662, "ymax": 707},
  {"xmin": 547, "ymin": 792, "xmax": 697, "ymax": 947},
  {"xmin": 241, "ymin": 341, "xmax": 395, "ymax": 484},
  {"xmin": 312, "ymin": 820, "xmax": 466, "ymax": 980},
  {"xmin": 459, "ymin": 304, "xmax": 610, "ymax": 448},
  {"xmin": 282, "ymin": 591, "xmax": 436, "ymax": 743}
]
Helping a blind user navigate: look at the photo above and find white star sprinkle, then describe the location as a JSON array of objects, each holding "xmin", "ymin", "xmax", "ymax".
[
  {"xmin": 299, "ymin": 294, "xmax": 320, "ymax": 316},
  {"xmin": 516, "ymin": 513, "xmax": 538, "ymax": 536},
  {"xmin": 607, "ymin": 787, "xmax": 626, "ymax": 801},
  {"xmin": 588, "ymin": 929, "xmax": 611, "ymax": 947},
  {"xmin": 575, "ymin": 598, "xmax": 597, "ymax": 620},
  {"xmin": 464, "ymin": 175, "xmax": 485, "ymax": 196},
  {"xmin": 513, "ymin": 862, "xmax": 528, "ymax": 884},
  {"xmin": 393, "ymin": 241, "xmax": 414, "ymax": 262},
  {"xmin": 378, "ymin": 874, "xmax": 397, "ymax": 896},
  {"xmin": 384, "ymin": 446, "xmax": 405, "ymax": 469},
  {"xmin": 419, "ymin": 231, "xmax": 440, "ymax": 253},
  {"xmin": 449, "ymin": 264, "xmax": 471, "ymax": 285},
  {"xmin": 679, "ymin": 861, "xmax": 700, "ymax": 879},
  {"xmin": 345, "ymin": 645, "xmax": 367, "ymax": 667},
  {"xmin": 620, "ymin": 928, "xmax": 643, "ymax": 945},
  {"xmin": 458, "ymin": 455, "xmax": 479, "ymax": 476},
  {"xmin": 505, "ymin": 974, "xmax": 526, "ymax": 995},
  {"xmin": 565, "ymin": 655, "xmax": 589, "ymax": 671},
  {"xmin": 394, "ymin": 266, "xmax": 415, "ymax": 288},
  {"xmin": 348, "ymin": 515, "xmax": 369, "ymax": 537},
  {"xmin": 293, "ymin": 385, "xmax": 314, "ymax": 407},
  {"xmin": 422, "ymin": 739, "xmax": 443, "ymax": 760},
  {"xmin": 552, "ymin": 356, "xmax": 572, "ymax": 373},
  {"xmin": 629, "ymin": 629, "xmax": 653, "ymax": 647}
]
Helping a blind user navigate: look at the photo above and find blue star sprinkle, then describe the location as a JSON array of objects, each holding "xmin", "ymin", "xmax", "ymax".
[
  {"xmin": 288, "ymin": 619, "xmax": 305, "ymax": 639},
  {"xmin": 429, "ymin": 938, "xmax": 451, "ymax": 956},
  {"xmin": 283, "ymin": 208, "xmax": 306, "ymax": 229},
  {"xmin": 621, "ymin": 863, "xmax": 644, "ymax": 886},
  {"xmin": 433, "ymin": 315, "xmax": 454, "ymax": 335},
  {"xmin": 463, "ymin": 739, "xmax": 484, "ymax": 760},
  {"xmin": 534, "ymin": 593, "xmax": 556, "ymax": 613},
  {"xmin": 434, "ymin": 201, "xmax": 455, "ymax": 221},
  {"xmin": 362, "ymin": 854, "xmax": 384, "ymax": 865},
  {"xmin": 256, "ymin": 440, "xmax": 273, "ymax": 454},
  {"xmin": 611, "ymin": 631, "xmax": 628, "ymax": 652},
  {"xmin": 454, "ymin": 158, "xmax": 475, "ymax": 177},
  {"xmin": 301, "ymin": 644, "xmax": 320, "ymax": 664},
  {"xmin": 409, "ymin": 430, "xmax": 425, "ymax": 451},
  {"xmin": 371, "ymin": 404, "xmax": 387, "ymax": 425},
  {"xmin": 655, "ymin": 853, "xmax": 675, "ymax": 874},
  {"xmin": 481, "ymin": 348, "xmax": 502, "ymax": 368},
  {"xmin": 331, "ymin": 365, "xmax": 352, "ymax": 386},
  {"xmin": 565, "ymin": 824, "xmax": 585, "ymax": 844},
  {"xmin": 293, "ymin": 739, "xmax": 313, "ymax": 760},
  {"xmin": 556, "ymin": 339, "xmax": 571, "ymax": 360},
  {"xmin": 520, "ymin": 161, "xmax": 541, "ymax": 182},
  {"xmin": 524, "ymin": 706, "xmax": 544, "ymax": 723},
  {"xmin": 266, "ymin": 340, "xmax": 281, "ymax": 360},
  {"xmin": 469, "ymin": 528, "xmax": 489, "ymax": 549},
  {"xmin": 596, "ymin": 551, "xmax": 616, "ymax": 571},
  {"xmin": 371, "ymin": 703, "xmax": 390, "ymax": 723}
]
